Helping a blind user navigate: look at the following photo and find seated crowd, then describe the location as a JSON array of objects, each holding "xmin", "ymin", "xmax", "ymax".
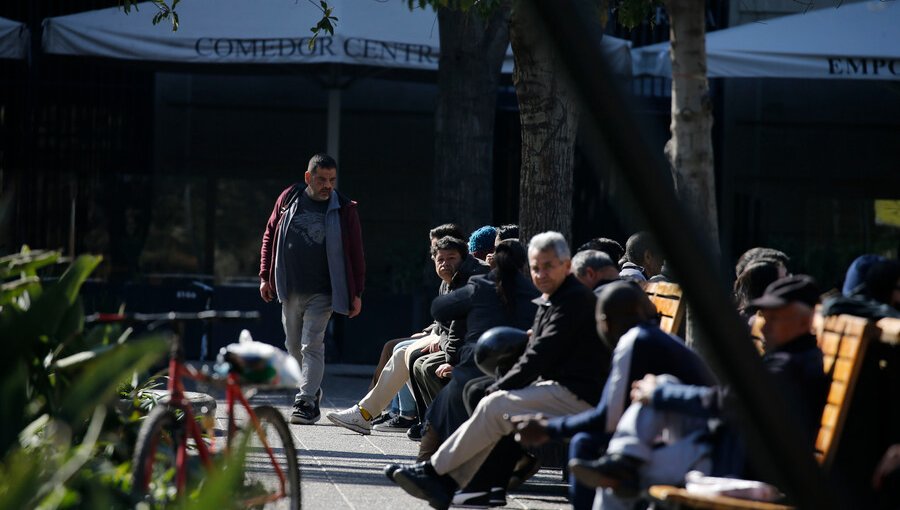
[{"xmin": 324, "ymin": 224, "xmax": 900, "ymax": 509}]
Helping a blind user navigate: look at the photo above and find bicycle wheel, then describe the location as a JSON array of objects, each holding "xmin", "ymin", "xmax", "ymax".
[
  {"xmin": 132, "ymin": 405, "xmax": 190, "ymax": 504},
  {"xmin": 233, "ymin": 405, "xmax": 301, "ymax": 510}
]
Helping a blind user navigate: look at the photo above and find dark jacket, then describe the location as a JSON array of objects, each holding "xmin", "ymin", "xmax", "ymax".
[
  {"xmin": 259, "ymin": 183, "xmax": 365, "ymax": 313},
  {"xmin": 650, "ymin": 332, "xmax": 827, "ymax": 477},
  {"xmin": 489, "ymin": 274, "xmax": 612, "ymax": 406},
  {"xmin": 545, "ymin": 322, "xmax": 714, "ymax": 440},
  {"xmin": 431, "ymin": 271, "xmax": 540, "ymax": 365},
  {"xmin": 435, "ymin": 255, "xmax": 490, "ymax": 360}
]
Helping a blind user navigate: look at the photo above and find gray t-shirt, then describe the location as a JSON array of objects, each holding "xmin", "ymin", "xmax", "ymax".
[{"xmin": 283, "ymin": 191, "xmax": 332, "ymax": 295}]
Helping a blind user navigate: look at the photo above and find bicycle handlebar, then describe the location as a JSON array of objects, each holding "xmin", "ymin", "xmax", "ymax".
[{"xmin": 85, "ymin": 310, "xmax": 261, "ymax": 324}]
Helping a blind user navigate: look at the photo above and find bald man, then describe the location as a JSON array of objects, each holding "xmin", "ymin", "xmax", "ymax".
[{"xmin": 513, "ymin": 281, "xmax": 714, "ymax": 509}]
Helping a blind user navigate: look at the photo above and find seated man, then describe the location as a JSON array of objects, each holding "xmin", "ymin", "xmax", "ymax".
[
  {"xmin": 618, "ymin": 232, "xmax": 664, "ymax": 283},
  {"xmin": 576, "ymin": 237, "xmax": 624, "ymax": 266},
  {"xmin": 387, "ymin": 231, "xmax": 612, "ymax": 509},
  {"xmin": 578, "ymin": 275, "xmax": 829, "ymax": 509},
  {"xmin": 514, "ymin": 281, "xmax": 715, "ymax": 510},
  {"xmin": 327, "ymin": 236, "xmax": 487, "ymax": 434},
  {"xmin": 571, "ymin": 249, "xmax": 620, "ymax": 294}
]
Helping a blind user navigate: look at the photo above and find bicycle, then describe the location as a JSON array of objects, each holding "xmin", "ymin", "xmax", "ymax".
[{"xmin": 88, "ymin": 310, "xmax": 300, "ymax": 509}]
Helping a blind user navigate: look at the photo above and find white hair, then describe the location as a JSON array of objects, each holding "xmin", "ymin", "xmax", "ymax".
[
  {"xmin": 571, "ymin": 250, "xmax": 615, "ymax": 276},
  {"xmin": 528, "ymin": 231, "xmax": 571, "ymax": 261}
]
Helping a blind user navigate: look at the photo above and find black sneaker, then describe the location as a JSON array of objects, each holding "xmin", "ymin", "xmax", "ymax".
[
  {"xmin": 374, "ymin": 415, "xmax": 419, "ymax": 433},
  {"xmin": 488, "ymin": 487, "xmax": 507, "ymax": 507},
  {"xmin": 568, "ymin": 453, "xmax": 641, "ymax": 497},
  {"xmin": 407, "ymin": 422, "xmax": 424, "ymax": 442},
  {"xmin": 451, "ymin": 487, "xmax": 507, "ymax": 508},
  {"xmin": 372, "ymin": 412, "xmax": 396, "ymax": 426},
  {"xmin": 391, "ymin": 462, "xmax": 456, "ymax": 510},
  {"xmin": 290, "ymin": 388, "xmax": 323, "ymax": 425},
  {"xmin": 384, "ymin": 463, "xmax": 401, "ymax": 482},
  {"xmin": 508, "ymin": 452, "xmax": 541, "ymax": 490}
]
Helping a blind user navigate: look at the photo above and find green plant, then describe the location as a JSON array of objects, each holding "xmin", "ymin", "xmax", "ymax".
[{"xmin": 0, "ymin": 248, "xmax": 251, "ymax": 509}]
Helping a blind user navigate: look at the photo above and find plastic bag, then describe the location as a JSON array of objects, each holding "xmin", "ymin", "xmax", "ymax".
[
  {"xmin": 684, "ymin": 470, "xmax": 784, "ymax": 502},
  {"xmin": 215, "ymin": 330, "xmax": 301, "ymax": 387}
]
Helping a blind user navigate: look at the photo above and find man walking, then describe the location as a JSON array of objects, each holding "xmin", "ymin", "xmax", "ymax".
[{"xmin": 259, "ymin": 153, "xmax": 365, "ymax": 425}]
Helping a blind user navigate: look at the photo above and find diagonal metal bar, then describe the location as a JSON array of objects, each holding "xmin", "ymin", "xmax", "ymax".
[{"xmin": 523, "ymin": 1, "xmax": 840, "ymax": 508}]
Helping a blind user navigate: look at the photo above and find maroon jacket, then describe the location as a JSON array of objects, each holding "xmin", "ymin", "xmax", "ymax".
[{"xmin": 259, "ymin": 183, "xmax": 365, "ymax": 310}]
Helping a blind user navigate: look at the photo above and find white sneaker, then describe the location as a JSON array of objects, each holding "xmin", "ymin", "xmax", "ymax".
[{"xmin": 325, "ymin": 405, "xmax": 372, "ymax": 435}]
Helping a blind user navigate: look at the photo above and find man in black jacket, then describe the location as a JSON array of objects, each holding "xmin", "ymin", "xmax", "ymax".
[
  {"xmin": 579, "ymin": 275, "xmax": 828, "ymax": 509},
  {"xmin": 389, "ymin": 232, "xmax": 612, "ymax": 509}
]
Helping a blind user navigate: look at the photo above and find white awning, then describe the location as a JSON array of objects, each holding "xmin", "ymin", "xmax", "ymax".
[
  {"xmin": 633, "ymin": 1, "xmax": 900, "ymax": 80},
  {"xmin": 0, "ymin": 16, "xmax": 29, "ymax": 60},
  {"xmin": 42, "ymin": 0, "xmax": 631, "ymax": 74}
]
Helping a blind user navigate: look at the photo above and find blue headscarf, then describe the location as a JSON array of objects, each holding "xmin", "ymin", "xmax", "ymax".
[{"xmin": 468, "ymin": 226, "xmax": 497, "ymax": 255}]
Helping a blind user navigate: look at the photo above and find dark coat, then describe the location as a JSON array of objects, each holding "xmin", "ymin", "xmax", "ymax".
[
  {"xmin": 545, "ymin": 322, "xmax": 714, "ymax": 440},
  {"xmin": 650, "ymin": 332, "xmax": 827, "ymax": 477},
  {"xmin": 489, "ymin": 274, "xmax": 612, "ymax": 406},
  {"xmin": 425, "ymin": 270, "xmax": 540, "ymax": 439}
]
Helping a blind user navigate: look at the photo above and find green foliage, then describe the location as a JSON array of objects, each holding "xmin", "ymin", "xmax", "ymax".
[
  {"xmin": 0, "ymin": 249, "xmax": 170, "ymax": 509},
  {"xmin": 308, "ymin": 0, "xmax": 339, "ymax": 51},
  {"xmin": 614, "ymin": 0, "xmax": 662, "ymax": 30},
  {"xmin": 120, "ymin": 0, "xmax": 181, "ymax": 31}
]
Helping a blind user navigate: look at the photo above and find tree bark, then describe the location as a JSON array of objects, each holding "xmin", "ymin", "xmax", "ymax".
[
  {"xmin": 431, "ymin": 5, "xmax": 510, "ymax": 232},
  {"xmin": 509, "ymin": 3, "xmax": 582, "ymax": 243},
  {"xmin": 664, "ymin": 0, "xmax": 718, "ymax": 344}
]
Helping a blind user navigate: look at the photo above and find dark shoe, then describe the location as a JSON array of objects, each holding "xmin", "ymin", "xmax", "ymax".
[
  {"xmin": 384, "ymin": 463, "xmax": 401, "ymax": 482},
  {"xmin": 407, "ymin": 422, "xmax": 424, "ymax": 442},
  {"xmin": 290, "ymin": 388, "xmax": 323, "ymax": 425},
  {"xmin": 507, "ymin": 452, "xmax": 541, "ymax": 490},
  {"xmin": 451, "ymin": 487, "xmax": 506, "ymax": 508},
  {"xmin": 392, "ymin": 461, "xmax": 456, "ymax": 510},
  {"xmin": 374, "ymin": 414, "xmax": 419, "ymax": 433},
  {"xmin": 568, "ymin": 454, "xmax": 641, "ymax": 497},
  {"xmin": 489, "ymin": 487, "xmax": 507, "ymax": 507},
  {"xmin": 372, "ymin": 412, "xmax": 396, "ymax": 426}
]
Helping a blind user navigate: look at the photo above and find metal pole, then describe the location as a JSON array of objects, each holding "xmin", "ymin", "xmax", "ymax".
[
  {"xmin": 327, "ymin": 88, "xmax": 341, "ymax": 161},
  {"xmin": 525, "ymin": 1, "xmax": 839, "ymax": 508}
]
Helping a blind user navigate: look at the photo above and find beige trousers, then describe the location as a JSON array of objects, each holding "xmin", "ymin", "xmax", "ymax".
[
  {"xmin": 358, "ymin": 332, "xmax": 439, "ymax": 416},
  {"xmin": 430, "ymin": 380, "xmax": 593, "ymax": 487}
]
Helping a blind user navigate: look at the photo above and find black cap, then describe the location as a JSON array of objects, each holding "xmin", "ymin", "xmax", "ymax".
[{"xmin": 749, "ymin": 275, "xmax": 820, "ymax": 309}]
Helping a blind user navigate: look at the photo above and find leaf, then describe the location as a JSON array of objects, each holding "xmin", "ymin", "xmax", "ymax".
[
  {"xmin": 0, "ymin": 249, "xmax": 58, "ymax": 281},
  {"xmin": 188, "ymin": 430, "xmax": 250, "ymax": 510},
  {"xmin": 0, "ymin": 363, "xmax": 30, "ymax": 456},
  {"xmin": 0, "ymin": 276, "xmax": 39, "ymax": 307},
  {"xmin": 57, "ymin": 336, "xmax": 167, "ymax": 427},
  {"xmin": 9, "ymin": 255, "xmax": 100, "ymax": 349},
  {"xmin": 0, "ymin": 449, "xmax": 47, "ymax": 510}
]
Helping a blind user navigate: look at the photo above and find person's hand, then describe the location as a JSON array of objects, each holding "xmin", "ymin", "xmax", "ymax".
[
  {"xmin": 511, "ymin": 414, "xmax": 550, "ymax": 447},
  {"xmin": 435, "ymin": 363, "xmax": 453, "ymax": 378},
  {"xmin": 425, "ymin": 340, "xmax": 441, "ymax": 354},
  {"xmin": 349, "ymin": 296, "xmax": 362, "ymax": 318},
  {"xmin": 259, "ymin": 280, "xmax": 275, "ymax": 303},
  {"xmin": 630, "ymin": 374, "xmax": 659, "ymax": 404},
  {"xmin": 873, "ymin": 444, "xmax": 900, "ymax": 490}
]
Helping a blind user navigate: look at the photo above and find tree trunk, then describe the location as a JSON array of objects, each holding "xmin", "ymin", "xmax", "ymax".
[
  {"xmin": 664, "ymin": 0, "xmax": 718, "ymax": 345},
  {"xmin": 431, "ymin": 5, "xmax": 510, "ymax": 232},
  {"xmin": 510, "ymin": 3, "xmax": 581, "ymax": 243}
]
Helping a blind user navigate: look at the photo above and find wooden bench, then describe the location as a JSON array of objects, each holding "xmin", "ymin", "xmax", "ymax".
[
  {"xmin": 648, "ymin": 313, "xmax": 881, "ymax": 509},
  {"xmin": 644, "ymin": 281, "xmax": 686, "ymax": 335}
]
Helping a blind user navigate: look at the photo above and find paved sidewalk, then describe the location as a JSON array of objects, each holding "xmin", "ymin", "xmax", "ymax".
[{"xmin": 212, "ymin": 364, "xmax": 570, "ymax": 509}]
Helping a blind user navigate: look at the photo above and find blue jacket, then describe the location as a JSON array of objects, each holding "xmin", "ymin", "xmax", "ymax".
[{"xmin": 545, "ymin": 322, "xmax": 714, "ymax": 441}]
